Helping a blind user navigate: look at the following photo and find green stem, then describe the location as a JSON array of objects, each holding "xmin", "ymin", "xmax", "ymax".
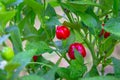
[
  {"xmin": 63, "ymin": 52, "xmax": 70, "ymax": 64},
  {"xmin": 43, "ymin": 0, "xmax": 46, "ymax": 9},
  {"xmin": 69, "ymin": 12, "xmax": 74, "ymax": 22},
  {"xmin": 55, "ymin": 50, "xmax": 62, "ymax": 57},
  {"xmin": 89, "ymin": 32, "xmax": 92, "ymax": 43},
  {"xmin": 76, "ymin": 14, "xmax": 80, "ymax": 22},
  {"xmin": 51, "ymin": 41, "xmax": 70, "ymax": 64},
  {"xmin": 55, "ymin": 50, "xmax": 70, "ymax": 64},
  {"xmin": 77, "ymin": 30, "xmax": 97, "ymax": 65},
  {"xmin": 101, "ymin": 56, "xmax": 106, "ymax": 75}
]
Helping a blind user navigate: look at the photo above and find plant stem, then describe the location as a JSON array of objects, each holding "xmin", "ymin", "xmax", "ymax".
[
  {"xmin": 69, "ymin": 12, "xmax": 74, "ymax": 22},
  {"xmin": 51, "ymin": 41, "xmax": 70, "ymax": 64},
  {"xmin": 89, "ymin": 32, "xmax": 92, "ymax": 43},
  {"xmin": 43, "ymin": 0, "xmax": 46, "ymax": 9},
  {"xmin": 77, "ymin": 30, "xmax": 98, "ymax": 65},
  {"xmin": 55, "ymin": 50, "xmax": 70, "ymax": 64}
]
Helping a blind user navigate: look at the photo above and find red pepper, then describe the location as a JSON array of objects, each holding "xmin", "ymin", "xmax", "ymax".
[
  {"xmin": 56, "ymin": 26, "xmax": 70, "ymax": 40},
  {"xmin": 68, "ymin": 43, "xmax": 86, "ymax": 59}
]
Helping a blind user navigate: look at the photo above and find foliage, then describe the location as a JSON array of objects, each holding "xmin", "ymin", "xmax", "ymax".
[{"xmin": 0, "ymin": 0, "xmax": 120, "ymax": 80}]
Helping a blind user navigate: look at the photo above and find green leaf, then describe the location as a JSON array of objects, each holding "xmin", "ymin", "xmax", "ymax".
[
  {"xmin": 57, "ymin": 50, "xmax": 86, "ymax": 79},
  {"xmin": 49, "ymin": 0, "xmax": 59, "ymax": 7},
  {"xmin": 14, "ymin": 2, "xmax": 25, "ymax": 23},
  {"xmin": 63, "ymin": 21, "xmax": 81, "ymax": 32},
  {"xmin": 74, "ymin": 30, "xmax": 84, "ymax": 42},
  {"xmin": 100, "ymin": 37, "xmax": 116, "ymax": 57},
  {"xmin": 61, "ymin": 0, "xmax": 101, "ymax": 14},
  {"xmin": 0, "ymin": 69, "xmax": 7, "ymax": 80},
  {"xmin": 38, "ymin": 28, "xmax": 48, "ymax": 41},
  {"xmin": 0, "ymin": 10, "xmax": 16, "ymax": 27},
  {"xmin": 18, "ymin": 75, "xmax": 45, "ymax": 80},
  {"xmin": 69, "ymin": 0, "xmax": 102, "ymax": 12},
  {"xmin": 84, "ymin": 65, "xmax": 99, "ymax": 77},
  {"xmin": 43, "ymin": 65, "xmax": 58, "ymax": 80},
  {"xmin": 38, "ymin": 4, "xmax": 60, "ymax": 41},
  {"xmin": 0, "ymin": 10, "xmax": 16, "ymax": 34},
  {"xmin": 45, "ymin": 17, "xmax": 60, "ymax": 40},
  {"xmin": 1, "ymin": 0, "xmax": 22, "ymax": 5},
  {"xmin": 45, "ymin": 4, "xmax": 57, "ymax": 17},
  {"xmin": 80, "ymin": 13, "xmax": 99, "ymax": 34},
  {"xmin": 80, "ymin": 76, "xmax": 119, "ymax": 80},
  {"xmin": 69, "ymin": 60, "xmax": 87, "ymax": 79},
  {"xmin": 35, "ymin": 0, "xmax": 42, "ymax": 4},
  {"xmin": 18, "ymin": 11, "xmax": 39, "ymax": 41},
  {"xmin": 3, "ymin": 0, "xmax": 23, "ymax": 6},
  {"xmin": 69, "ymin": 0, "xmax": 98, "ymax": 6},
  {"xmin": 26, "ymin": 56, "xmax": 54, "ymax": 77},
  {"xmin": 112, "ymin": 57, "xmax": 120, "ymax": 78},
  {"xmin": 99, "ymin": 0, "xmax": 113, "ymax": 12},
  {"xmin": 5, "ymin": 49, "xmax": 36, "ymax": 79},
  {"xmin": 0, "ymin": 0, "xmax": 15, "ymax": 3},
  {"xmin": 85, "ymin": 7, "xmax": 101, "ymax": 33},
  {"xmin": 74, "ymin": 49, "xmax": 84, "ymax": 64},
  {"xmin": 5, "ymin": 26, "xmax": 22, "ymax": 54},
  {"xmin": 67, "ymin": 51, "xmax": 87, "ymax": 79},
  {"xmin": 104, "ymin": 17, "xmax": 120, "ymax": 37},
  {"xmin": 5, "ymin": 63, "xmax": 20, "ymax": 72},
  {"xmin": 25, "ymin": 41, "xmax": 53, "ymax": 55},
  {"xmin": 44, "ymin": 4, "xmax": 60, "ymax": 41},
  {"xmin": 24, "ymin": 0, "xmax": 43, "ymax": 15},
  {"xmin": 80, "ymin": 13, "xmax": 97, "ymax": 28},
  {"xmin": 43, "ymin": 58, "xmax": 62, "ymax": 80},
  {"xmin": 113, "ymin": 0, "xmax": 119, "ymax": 17},
  {"xmin": 61, "ymin": 3, "xmax": 77, "ymax": 14},
  {"xmin": 57, "ymin": 68, "xmax": 71, "ymax": 80},
  {"xmin": 66, "ymin": 30, "xmax": 75, "ymax": 47}
]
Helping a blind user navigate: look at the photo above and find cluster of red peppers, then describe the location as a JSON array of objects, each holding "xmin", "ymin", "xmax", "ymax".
[
  {"xmin": 56, "ymin": 25, "xmax": 86, "ymax": 59},
  {"xmin": 33, "ymin": 24, "xmax": 111, "ymax": 61}
]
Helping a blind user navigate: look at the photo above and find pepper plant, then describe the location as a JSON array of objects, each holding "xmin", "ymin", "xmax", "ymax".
[{"xmin": 0, "ymin": 0, "xmax": 120, "ymax": 80}]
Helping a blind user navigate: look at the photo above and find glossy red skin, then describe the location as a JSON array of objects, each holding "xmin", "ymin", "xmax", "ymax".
[
  {"xmin": 104, "ymin": 32, "xmax": 110, "ymax": 38},
  {"xmin": 56, "ymin": 26, "xmax": 70, "ymax": 40},
  {"xmin": 99, "ymin": 24, "xmax": 110, "ymax": 38},
  {"xmin": 33, "ymin": 55, "xmax": 38, "ymax": 62},
  {"xmin": 68, "ymin": 43, "xmax": 86, "ymax": 59}
]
